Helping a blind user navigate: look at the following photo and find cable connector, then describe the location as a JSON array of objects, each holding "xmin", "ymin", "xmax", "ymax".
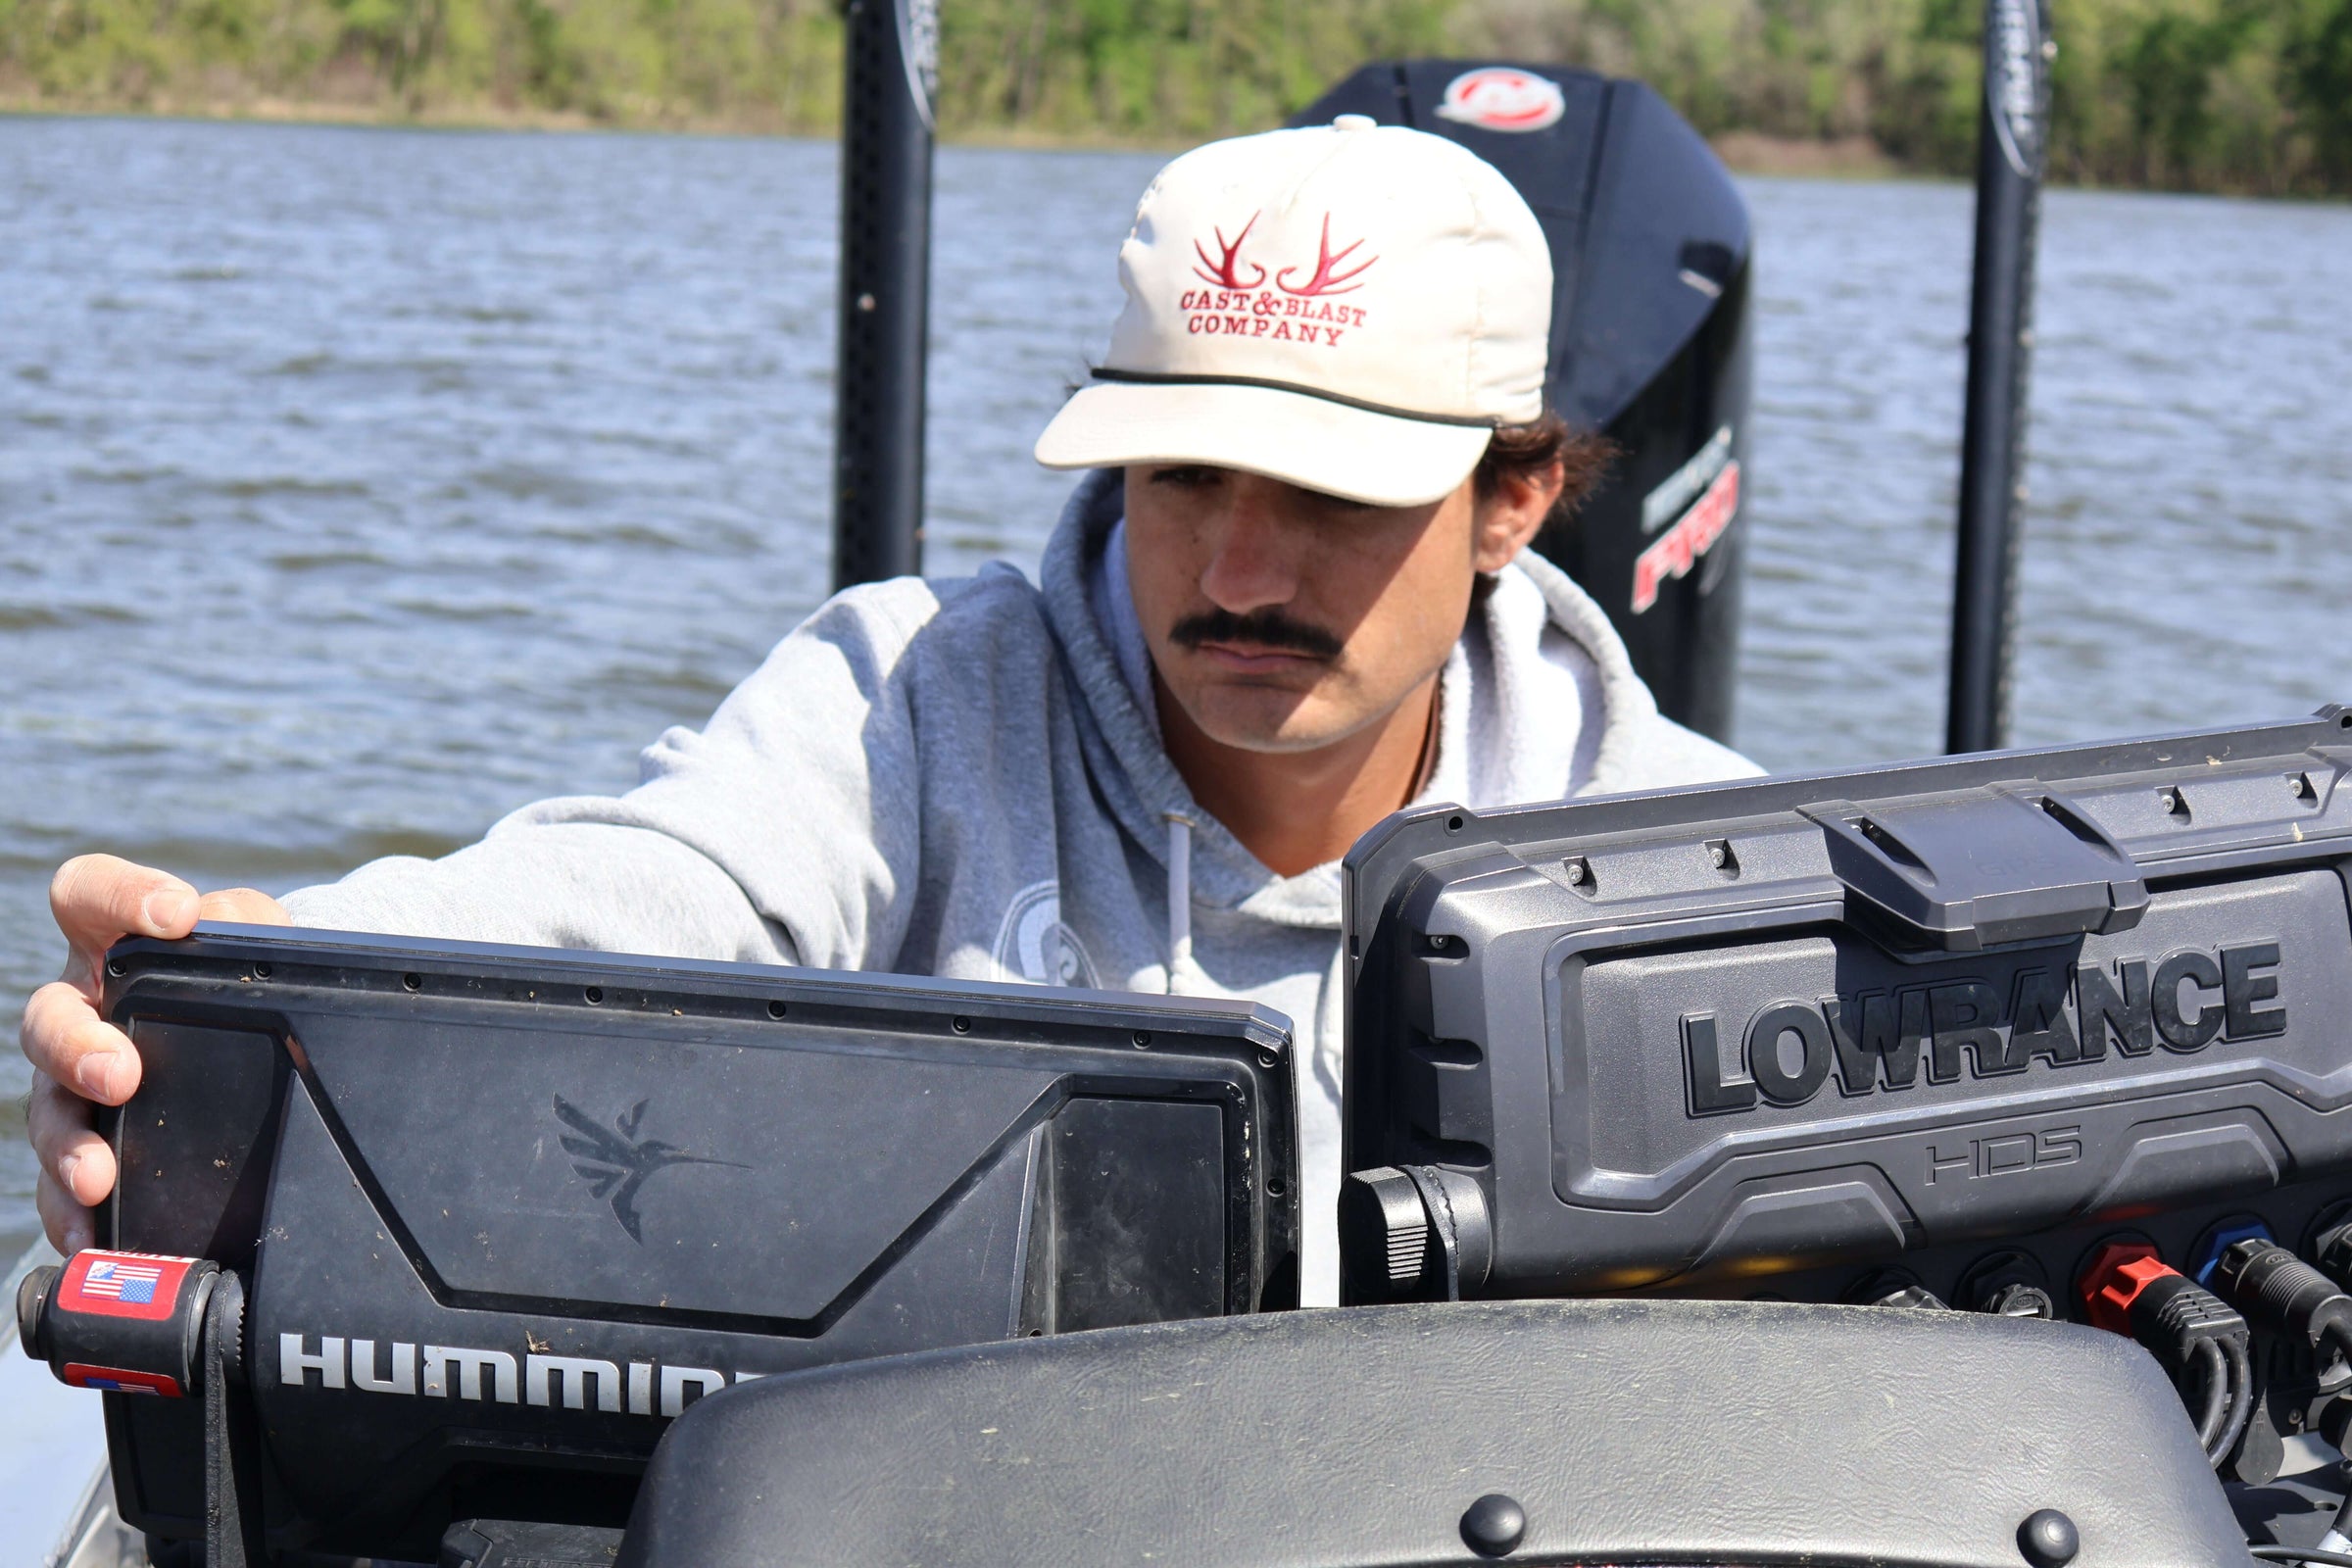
[
  {"xmin": 2133, "ymin": 1271, "xmax": 2250, "ymax": 1376},
  {"xmin": 1851, "ymin": 1271, "xmax": 1946, "ymax": 1310},
  {"xmin": 2314, "ymin": 1218, "xmax": 2352, "ymax": 1291},
  {"xmin": 2216, "ymin": 1239, "xmax": 2352, "ymax": 1358},
  {"xmin": 2081, "ymin": 1246, "xmax": 2245, "ymax": 1372},
  {"xmin": 2082, "ymin": 1246, "xmax": 2187, "ymax": 1338},
  {"xmin": 2080, "ymin": 1239, "xmax": 2252, "ymax": 1469}
]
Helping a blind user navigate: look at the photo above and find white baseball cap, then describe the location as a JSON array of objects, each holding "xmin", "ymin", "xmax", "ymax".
[{"xmin": 1035, "ymin": 116, "xmax": 1553, "ymax": 508}]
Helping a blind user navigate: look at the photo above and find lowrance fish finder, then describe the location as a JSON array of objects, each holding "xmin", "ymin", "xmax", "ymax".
[{"xmin": 1339, "ymin": 703, "xmax": 2352, "ymax": 1483}]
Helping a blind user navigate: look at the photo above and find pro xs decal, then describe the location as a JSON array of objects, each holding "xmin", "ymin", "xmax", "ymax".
[
  {"xmin": 1631, "ymin": 445, "xmax": 1740, "ymax": 613},
  {"xmin": 1683, "ymin": 942, "xmax": 2287, "ymax": 1116}
]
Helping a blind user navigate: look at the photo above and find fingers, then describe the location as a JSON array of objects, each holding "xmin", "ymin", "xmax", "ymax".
[
  {"xmin": 196, "ymin": 887, "xmax": 293, "ymax": 926},
  {"xmin": 36, "ymin": 1169, "xmax": 98, "ymax": 1255},
  {"xmin": 27, "ymin": 858, "xmax": 282, "ymax": 1258},
  {"xmin": 27, "ymin": 1074, "xmax": 118, "ymax": 1207},
  {"xmin": 21, "ymin": 981, "xmax": 141, "ymax": 1103},
  {"xmin": 51, "ymin": 855, "xmax": 199, "ymax": 956}
]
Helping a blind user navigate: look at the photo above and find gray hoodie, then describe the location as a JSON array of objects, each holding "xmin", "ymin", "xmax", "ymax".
[{"xmin": 283, "ymin": 472, "xmax": 1760, "ymax": 1302}]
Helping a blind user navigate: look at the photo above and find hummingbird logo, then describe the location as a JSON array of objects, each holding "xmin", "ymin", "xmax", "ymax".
[{"xmin": 552, "ymin": 1095, "xmax": 746, "ymax": 1244}]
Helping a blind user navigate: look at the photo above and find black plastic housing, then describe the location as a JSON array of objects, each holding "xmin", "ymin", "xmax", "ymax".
[
  {"xmin": 620, "ymin": 1298, "xmax": 2245, "ymax": 1568},
  {"xmin": 93, "ymin": 927, "xmax": 1298, "ymax": 1558},
  {"xmin": 1341, "ymin": 706, "xmax": 2352, "ymax": 1311},
  {"xmin": 1294, "ymin": 62, "xmax": 1752, "ymax": 742}
]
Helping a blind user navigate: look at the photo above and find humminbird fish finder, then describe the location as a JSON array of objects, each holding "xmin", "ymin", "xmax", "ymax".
[
  {"xmin": 21, "ymin": 705, "xmax": 2352, "ymax": 1568},
  {"xmin": 18, "ymin": 936, "xmax": 1297, "ymax": 1559}
]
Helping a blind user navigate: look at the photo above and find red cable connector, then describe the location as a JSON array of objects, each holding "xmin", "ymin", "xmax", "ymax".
[
  {"xmin": 2080, "ymin": 1239, "xmax": 2169, "ymax": 1334},
  {"xmin": 2077, "ymin": 1237, "xmax": 2251, "ymax": 1470}
]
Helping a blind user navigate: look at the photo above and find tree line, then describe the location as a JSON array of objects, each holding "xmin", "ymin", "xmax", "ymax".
[{"xmin": 4, "ymin": 0, "xmax": 2348, "ymax": 194}]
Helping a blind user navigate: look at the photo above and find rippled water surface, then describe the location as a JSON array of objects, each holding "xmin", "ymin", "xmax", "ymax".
[{"xmin": 4, "ymin": 118, "xmax": 2350, "ymax": 1254}]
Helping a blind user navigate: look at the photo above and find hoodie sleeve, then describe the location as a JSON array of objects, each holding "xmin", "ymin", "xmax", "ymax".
[
  {"xmin": 281, "ymin": 576, "xmax": 954, "ymax": 969},
  {"xmin": 1618, "ymin": 712, "xmax": 1767, "ymax": 789}
]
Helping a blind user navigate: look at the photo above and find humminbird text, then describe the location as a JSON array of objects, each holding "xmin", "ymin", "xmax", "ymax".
[
  {"xmin": 276, "ymin": 1334, "xmax": 759, "ymax": 1417},
  {"xmin": 1682, "ymin": 942, "xmax": 2287, "ymax": 1116}
]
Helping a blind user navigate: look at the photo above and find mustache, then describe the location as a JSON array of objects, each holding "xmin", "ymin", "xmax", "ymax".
[{"xmin": 1167, "ymin": 607, "xmax": 1345, "ymax": 661}]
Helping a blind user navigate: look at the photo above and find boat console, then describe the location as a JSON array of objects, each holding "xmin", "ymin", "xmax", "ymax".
[{"xmin": 18, "ymin": 706, "xmax": 2352, "ymax": 1567}]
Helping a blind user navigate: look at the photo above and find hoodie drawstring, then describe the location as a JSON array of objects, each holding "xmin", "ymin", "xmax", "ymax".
[{"xmin": 1164, "ymin": 810, "xmax": 1194, "ymax": 994}]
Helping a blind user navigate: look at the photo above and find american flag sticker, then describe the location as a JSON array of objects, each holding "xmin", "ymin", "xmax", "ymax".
[
  {"xmin": 61, "ymin": 1362, "xmax": 182, "ymax": 1397},
  {"xmin": 80, "ymin": 1258, "xmax": 164, "ymax": 1302},
  {"xmin": 58, "ymin": 1250, "xmax": 197, "ymax": 1323}
]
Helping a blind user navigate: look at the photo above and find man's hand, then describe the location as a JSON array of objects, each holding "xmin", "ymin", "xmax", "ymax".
[{"xmin": 21, "ymin": 855, "xmax": 290, "ymax": 1252}]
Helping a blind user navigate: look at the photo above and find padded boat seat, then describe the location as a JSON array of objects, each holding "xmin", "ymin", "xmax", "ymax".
[{"xmin": 618, "ymin": 1298, "xmax": 2244, "ymax": 1568}]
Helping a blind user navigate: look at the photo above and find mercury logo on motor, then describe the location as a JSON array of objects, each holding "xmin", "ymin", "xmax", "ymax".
[{"xmin": 1682, "ymin": 942, "xmax": 2286, "ymax": 1117}]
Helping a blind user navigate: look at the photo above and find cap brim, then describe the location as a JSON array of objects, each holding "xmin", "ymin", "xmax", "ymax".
[{"xmin": 1034, "ymin": 381, "xmax": 1493, "ymax": 509}]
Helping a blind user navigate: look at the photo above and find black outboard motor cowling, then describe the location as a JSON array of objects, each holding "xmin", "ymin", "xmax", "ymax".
[{"xmin": 1294, "ymin": 63, "xmax": 1752, "ymax": 743}]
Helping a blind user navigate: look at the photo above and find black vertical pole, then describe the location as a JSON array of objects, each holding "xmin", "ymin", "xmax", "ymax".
[
  {"xmin": 1945, "ymin": 0, "xmax": 2053, "ymax": 754},
  {"xmin": 832, "ymin": 0, "xmax": 937, "ymax": 589}
]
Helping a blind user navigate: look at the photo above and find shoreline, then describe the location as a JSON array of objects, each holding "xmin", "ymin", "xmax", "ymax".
[
  {"xmin": 0, "ymin": 94, "xmax": 1911, "ymax": 172},
  {"xmin": 3, "ymin": 98, "xmax": 2336, "ymax": 199}
]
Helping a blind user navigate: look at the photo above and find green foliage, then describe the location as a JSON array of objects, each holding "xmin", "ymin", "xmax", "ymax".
[
  {"xmin": 2283, "ymin": 0, "xmax": 2352, "ymax": 184},
  {"xmin": 0, "ymin": 0, "xmax": 2344, "ymax": 193},
  {"xmin": 1452, "ymin": 0, "xmax": 2343, "ymax": 193},
  {"xmin": 935, "ymin": 0, "xmax": 1449, "ymax": 137}
]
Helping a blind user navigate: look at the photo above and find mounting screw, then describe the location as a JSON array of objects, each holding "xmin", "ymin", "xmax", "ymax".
[
  {"xmin": 1460, "ymin": 1494, "xmax": 1526, "ymax": 1557},
  {"xmin": 402, "ymin": 972, "xmax": 422, "ymax": 993},
  {"xmin": 1131, "ymin": 1030, "xmax": 1152, "ymax": 1049},
  {"xmin": 2017, "ymin": 1509, "xmax": 2078, "ymax": 1568}
]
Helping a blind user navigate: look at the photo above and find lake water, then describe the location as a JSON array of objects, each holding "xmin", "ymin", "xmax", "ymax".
[{"xmin": 4, "ymin": 117, "xmax": 2350, "ymax": 1257}]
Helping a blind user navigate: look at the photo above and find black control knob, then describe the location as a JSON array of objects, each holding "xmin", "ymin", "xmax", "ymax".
[
  {"xmin": 1340, "ymin": 1168, "xmax": 1431, "ymax": 1296},
  {"xmin": 16, "ymin": 1265, "xmax": 56, "ymax": 1359}
]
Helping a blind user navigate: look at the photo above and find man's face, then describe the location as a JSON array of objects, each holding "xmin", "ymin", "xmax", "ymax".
[{"xmin": 1123, "ymin": 465, "xmax": 1499, "ymax": 755}]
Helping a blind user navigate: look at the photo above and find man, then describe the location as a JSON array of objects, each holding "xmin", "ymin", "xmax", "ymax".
[{"xmin": 21, "ymin": 116, "xmax": 1758, "ymax": 1304}]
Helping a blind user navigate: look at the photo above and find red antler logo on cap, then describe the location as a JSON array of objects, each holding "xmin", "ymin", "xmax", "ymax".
[
  {"xmin": 1193, "ymin": 214, "xmax": 1266, "ymax": 290},
  {"xmin": 1276, "ymin": 216, "xmax": 1377, "ymax": 297}
]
